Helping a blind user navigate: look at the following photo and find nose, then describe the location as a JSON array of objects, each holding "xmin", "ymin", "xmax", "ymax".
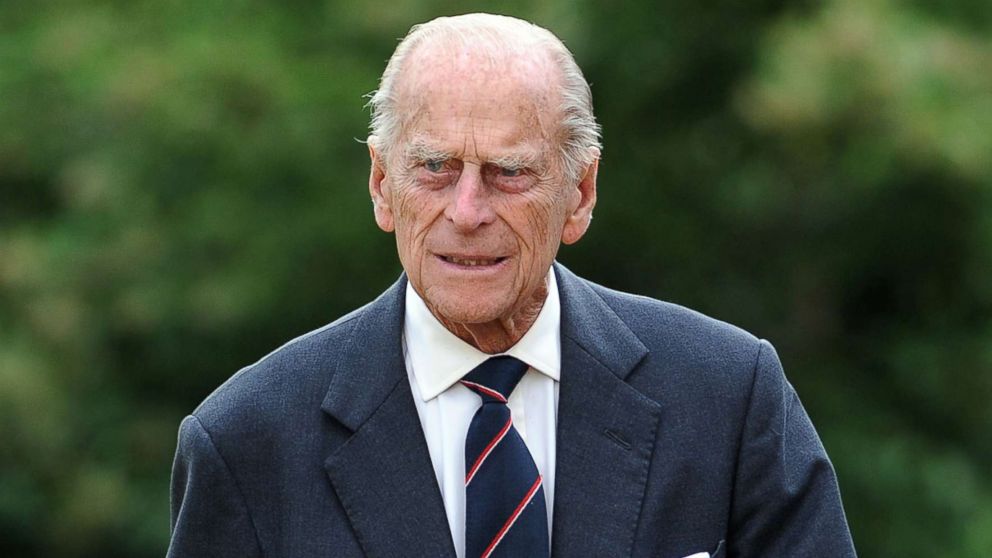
[{"xmin": 445, "ymin": 164, "xmax": 495, "ymax": 231}]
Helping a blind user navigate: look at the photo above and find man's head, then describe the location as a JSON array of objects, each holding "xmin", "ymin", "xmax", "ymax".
[{"xmin": 367, "ymin": 14, "xmax": 601, "ymax": 350}]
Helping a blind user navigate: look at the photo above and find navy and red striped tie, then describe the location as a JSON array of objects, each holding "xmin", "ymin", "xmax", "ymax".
[{"xmin": 462, "ymin": 356, "xmax": 549, "ymax": 558}]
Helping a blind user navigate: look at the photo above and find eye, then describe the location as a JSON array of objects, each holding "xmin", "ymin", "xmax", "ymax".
[
  {"xmin": 486, "ymin": 163, "xmax": 534, "ymax": 193},
  {"xmin": 424, "ymin": 159, "xmax": 445, "ymax": 173}
]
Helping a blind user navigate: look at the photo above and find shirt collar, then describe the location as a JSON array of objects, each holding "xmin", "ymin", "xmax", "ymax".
[{"xmin": 404, "ymin": 267, "xmax": 562, "ymax": 402}]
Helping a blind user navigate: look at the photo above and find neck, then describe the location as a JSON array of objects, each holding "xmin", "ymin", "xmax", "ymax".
[{"xmin": 436, "ymin": 281, "xmax": 548, "ymax": 354}]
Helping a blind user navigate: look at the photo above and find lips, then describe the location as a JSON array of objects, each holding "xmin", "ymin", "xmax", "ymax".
[{"xmin": 438, "ymin": 255, "xmax": 507, "ymax": 267}]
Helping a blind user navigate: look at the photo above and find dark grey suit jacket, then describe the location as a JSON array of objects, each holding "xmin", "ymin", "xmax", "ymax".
[{"xmin": 168, "ymin": 264, "xmax": 856, "ymax": 557}]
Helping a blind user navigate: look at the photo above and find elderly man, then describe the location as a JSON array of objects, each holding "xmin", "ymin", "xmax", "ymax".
[{"xmin": 168, "ymin": 13, "xmax": 856, "ymax": 558}]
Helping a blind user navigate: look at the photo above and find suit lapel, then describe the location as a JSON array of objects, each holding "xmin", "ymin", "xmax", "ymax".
[
  {"xmin": 321, "ymin": 276, "xmax": 456, "ymax": 558},
  {"xmin": 551, "ymin": 264, "xmax": 662, "ymax": 557}
]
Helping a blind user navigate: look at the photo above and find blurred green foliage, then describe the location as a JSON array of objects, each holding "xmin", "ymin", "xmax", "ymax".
[{"xmin": 1, "ymin": 0, "xmax": 990, "ymax": 556}]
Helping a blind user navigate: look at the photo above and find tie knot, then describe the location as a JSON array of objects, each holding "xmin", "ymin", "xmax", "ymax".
[{"xmin": 460, "ymin": 356, "xmax": 529, "ymax": 403}]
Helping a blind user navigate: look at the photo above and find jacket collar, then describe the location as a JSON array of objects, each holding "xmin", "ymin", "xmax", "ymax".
[{"xmin": 554, "ymin": 262, "xmax": 648, "ymax": 380}]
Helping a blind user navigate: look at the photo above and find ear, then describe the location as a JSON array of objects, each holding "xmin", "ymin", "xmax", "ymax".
[
  {"xmin": 561, "ymin": 149, "xmax": 599, "ymax": 245},
  {"xmin": 368, "ymin": 140, "xmax": 395, "ymax": 233}
]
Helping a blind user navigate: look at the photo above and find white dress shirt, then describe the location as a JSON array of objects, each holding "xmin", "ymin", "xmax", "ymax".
[{"xmin": 403, "ymin": 268, "xmax": 560, "ymax": 558}]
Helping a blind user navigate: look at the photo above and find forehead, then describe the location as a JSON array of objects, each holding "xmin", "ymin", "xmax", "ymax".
[{"xmin": 395, "ymin": 44, "xmax": 559, "ymax": 156}]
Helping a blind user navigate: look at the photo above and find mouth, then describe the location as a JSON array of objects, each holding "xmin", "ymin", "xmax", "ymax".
[{"xmin": 437, "ymin": 254, "xmax": 508, "ymax": 267}]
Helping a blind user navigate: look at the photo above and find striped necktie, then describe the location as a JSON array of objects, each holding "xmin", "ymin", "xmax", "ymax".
[{"xmin": 461, "ymin": 356, "xmax": 549, "ymax": 558}]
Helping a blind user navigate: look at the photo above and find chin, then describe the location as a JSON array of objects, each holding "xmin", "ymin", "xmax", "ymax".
[{"xmin": 427, "ymin": 296, "xmax": 506, "ymax": 326}]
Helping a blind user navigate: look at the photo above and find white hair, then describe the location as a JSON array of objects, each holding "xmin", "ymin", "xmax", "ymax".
[{"xmin": 367, "ymin": 13, "xmax": 602, "ymax": 183}]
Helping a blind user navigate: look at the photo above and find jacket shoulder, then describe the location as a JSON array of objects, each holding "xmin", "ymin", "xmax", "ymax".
[
  {"xmin": 583, "ymin": 280, "xmax": 766, "ymax": 397},
  {"xmin": 588, "ymin": 281, "xmax": 759, "ymax": 352},
  {"xmin": 190, "ymin": 303, "xmax": 367, "ymax": 432}
]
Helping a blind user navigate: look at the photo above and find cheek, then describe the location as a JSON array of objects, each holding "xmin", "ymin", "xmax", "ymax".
[
  {"xmin": 526, "ymin": 206, "xmax": 555, "ymax": 252},
  {"xmin": 503, "ymin": 191, "xmax": 567, "ymax": 263},
  {"xmin": 532, "ymin": 186, "xmax": 570, "ymax": 238},
  {"xmin": 392, "ymin": 182, "xmax": 443, "ymax": 245}
]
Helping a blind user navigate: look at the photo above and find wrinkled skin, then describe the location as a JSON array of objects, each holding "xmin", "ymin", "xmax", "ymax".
[{"xmin": 368, "ymin": 43, "xmax": 598, "ymax": 353}]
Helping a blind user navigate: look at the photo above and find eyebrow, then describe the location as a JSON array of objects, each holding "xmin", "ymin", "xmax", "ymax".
[
  {"xmin": 404, "ymin": 139, "xmax": 451, "ymax": 163},
  {"xmin": 403, "ymin": 138, "xmax": 544, "ymax": 171},
  {"xmin": 489, "ymin": 152, "xmax": 541, "ymax": 170}
]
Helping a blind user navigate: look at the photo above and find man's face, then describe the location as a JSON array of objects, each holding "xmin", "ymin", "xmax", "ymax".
[{"xmin": 369, "ymin": 47, "xmax": 596, "ymax": 331}]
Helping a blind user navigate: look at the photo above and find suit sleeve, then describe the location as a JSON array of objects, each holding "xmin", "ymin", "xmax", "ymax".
[
  {"xmin": 728, "ymin": 340, "xmax": 857, "ymax": 557},
  {"xmin": 168, "ymin": 415, "xmax": 263, "ymax": 558}
]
